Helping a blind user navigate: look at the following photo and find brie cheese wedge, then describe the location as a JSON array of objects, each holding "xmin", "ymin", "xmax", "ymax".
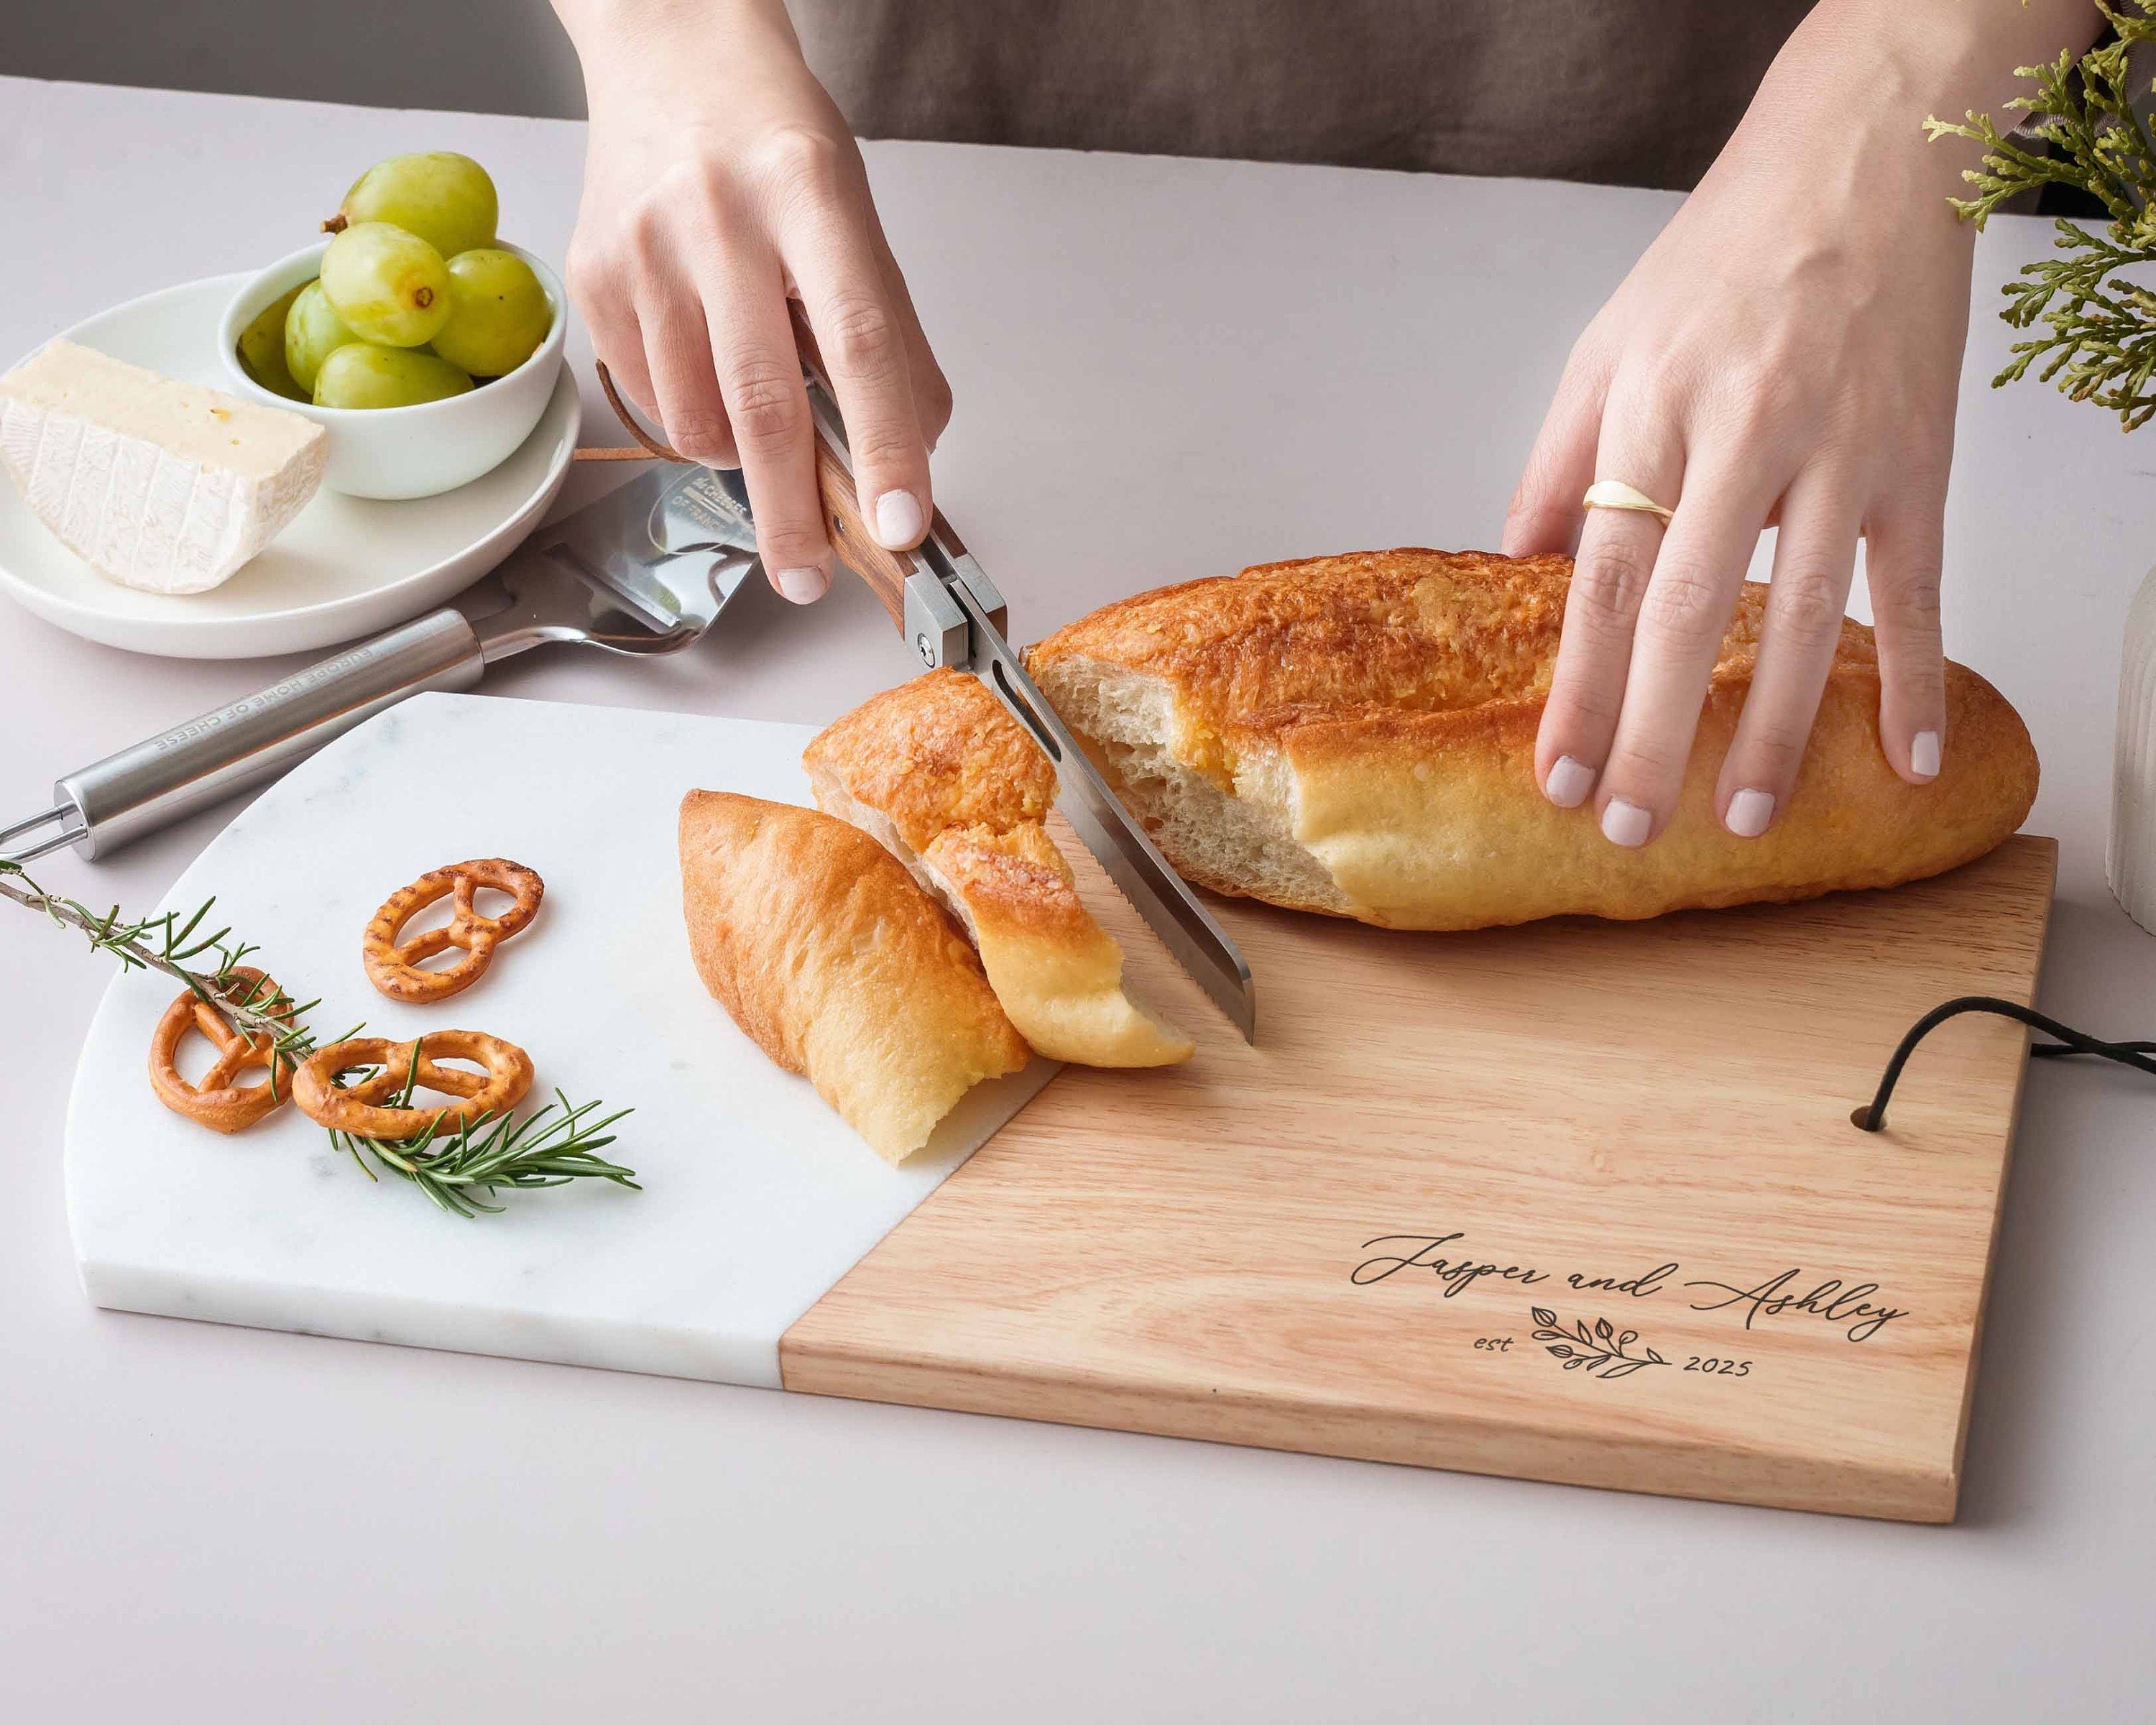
[{"xmin": 0, "ymin": 339, "xmax": 326, "ymax": 594}]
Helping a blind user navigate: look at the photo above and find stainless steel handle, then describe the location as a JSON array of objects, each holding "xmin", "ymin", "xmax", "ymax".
[{"xmin": 48, "ymin": 607, "xmax": 484, "ymax": 860}]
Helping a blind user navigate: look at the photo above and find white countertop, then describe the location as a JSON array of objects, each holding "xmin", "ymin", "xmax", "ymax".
[{"xmin": 3, "ymin": 75, "xmax": 2152, "ymax": 1721}]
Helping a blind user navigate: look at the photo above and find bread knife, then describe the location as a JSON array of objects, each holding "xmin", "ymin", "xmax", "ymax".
[{"xmin": 793, "ymin": 369, "xmax": 1258, "ymax": 1044}]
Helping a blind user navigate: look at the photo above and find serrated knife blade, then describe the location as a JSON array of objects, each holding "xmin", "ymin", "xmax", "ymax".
[{"xmin": 785, "ymin": 357, "xmax": 1258, "ymax": 1041}]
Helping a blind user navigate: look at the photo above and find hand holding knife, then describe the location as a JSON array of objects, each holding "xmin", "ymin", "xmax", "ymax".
[
  {"xmin": 787, "ymin": 321, "xmax": 1256, "ymax": 1042},
  {"xmin": 4, "ymin": 334, "xmax": 1258, "ymax": 1042}
]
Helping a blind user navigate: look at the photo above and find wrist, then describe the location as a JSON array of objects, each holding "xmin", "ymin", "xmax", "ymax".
[
  {"xmin": 555, "ymin": 0, "xmax": 803, "ymax": 90},
  {"xmin": 1772, "ymin": 0, "xmax": 2102, "ymax": 119},
  {"xmin": 1714, "ymin": 0, "xmax": 2101, "ymax": 213}
]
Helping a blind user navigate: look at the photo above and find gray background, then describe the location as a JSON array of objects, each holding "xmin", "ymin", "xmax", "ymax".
[
  {"xmin": 4, "ymin": 65, "xmax": 2154, "ymax": 1725},
  {"xmin": 2, "ymin": 1, "xmax": 589, "ymax": 119}
]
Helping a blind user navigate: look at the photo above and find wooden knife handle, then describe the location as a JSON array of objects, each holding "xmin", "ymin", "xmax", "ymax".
[
  {"xmin": 789, "ymin": 298, "xmax": 911, "ymax": 630},
  {"xmin": 809, "ymin": 432, "xmax": 911, "ymax": 630}
]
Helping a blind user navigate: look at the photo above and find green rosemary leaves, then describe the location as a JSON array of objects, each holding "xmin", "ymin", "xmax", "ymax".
[{"xmin": 4, "ymin": 856, "xmax": 639, "ymax": 1219}]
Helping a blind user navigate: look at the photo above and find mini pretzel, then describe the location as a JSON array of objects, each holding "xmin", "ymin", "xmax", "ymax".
[
  {"xmin": 147, "ymin": 967, "xmax": 299, "ymax": 1134},
  {"xmin": 362, "ymin": 859, "xmax": 543, "ymax": 1003},
  {"xmin": 293, "ymin": 1030, "xmax": 535, "ymax": 1140}
]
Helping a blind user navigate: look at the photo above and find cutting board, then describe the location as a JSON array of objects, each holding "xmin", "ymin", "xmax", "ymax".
[
  {"xmin": 65, "ymin": 694, "xmax": 1058, "ymax": 1388},
  {"xmin": 66, "ymin": 694, "xmax": 2055, "ymax": 1521}
]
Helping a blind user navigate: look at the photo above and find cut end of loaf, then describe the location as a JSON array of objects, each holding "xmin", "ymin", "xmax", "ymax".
[{"xmin": 1030, "ymin": 652, "xmax": 1351, "ymax": 917}]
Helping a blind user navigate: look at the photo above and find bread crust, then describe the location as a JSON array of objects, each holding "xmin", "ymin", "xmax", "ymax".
[
  {"xmin": 1025, "ymin": 548, "xmax": 2040, "ymax": 929},
  {"xmin": 678, "ymin": 791, "xmax": 1030, "ymax": 1162},
  {"xmin": 804, "ymin": 668, "xmax": 1055, "ymax": 852},
  {"xmin": 803, "ymin": 671, "xmax": 1193, "ymax": 1067}
]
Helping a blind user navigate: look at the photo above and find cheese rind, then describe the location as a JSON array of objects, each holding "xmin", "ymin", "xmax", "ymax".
[{"xmin": 0, "ymin": 339, "xmax": 326, "ymax": 594}]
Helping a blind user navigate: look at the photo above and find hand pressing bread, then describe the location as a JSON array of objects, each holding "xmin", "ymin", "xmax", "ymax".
[
  {"xmin": 804, "ymin": 670, "xmax": 1193, "ymax": 1068},
  {"xmin": 1023, "ymin": 548, "xmax": 2038, "ymax": 931},
  {"xmin": 679, "ymin": 791, "xmax": 1030, "ymax": 1163}
]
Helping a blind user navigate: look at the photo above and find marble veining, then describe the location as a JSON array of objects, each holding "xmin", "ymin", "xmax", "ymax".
[{"xmin": 64, "ymin": 692, "xmax": 1059, "ymax": 1388}]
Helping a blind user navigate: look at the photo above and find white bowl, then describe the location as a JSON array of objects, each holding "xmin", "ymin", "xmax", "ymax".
[{"xmin": 219, "ymin": 238, "xmax": 567, "ymax": 500}]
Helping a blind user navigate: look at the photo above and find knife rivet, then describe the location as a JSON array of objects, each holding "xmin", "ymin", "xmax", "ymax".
[{"xmin": 914, "ymin": 632, "xmax": 934, "ymax": 665}]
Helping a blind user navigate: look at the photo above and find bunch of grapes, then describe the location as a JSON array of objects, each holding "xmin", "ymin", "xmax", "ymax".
[{"xmin": 234, "ymin": 152, "xmax": 553, "ymax": 410}]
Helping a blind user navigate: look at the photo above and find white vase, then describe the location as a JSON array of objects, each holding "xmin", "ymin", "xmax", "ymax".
[{"xmin": 2109, "ymin": 559, "xmax": 2156, "ymax": 929}]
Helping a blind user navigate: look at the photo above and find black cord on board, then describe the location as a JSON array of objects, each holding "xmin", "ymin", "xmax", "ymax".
[{"xmin": 1853, "ymin": 995, "xmax": 2156, "ymax": 1131}]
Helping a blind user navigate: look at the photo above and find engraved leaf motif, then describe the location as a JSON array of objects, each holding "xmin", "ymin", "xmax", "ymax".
[
  {"xmin": 1646, "ymin": 1348, "xmax": 1667, "ymax": 1364},
  {"xmin": 1595, "ymin": 1317, "xmax": 1614, "ymax": 1341},
  {"xmin": 1599, "ymin": 1359, "xmax": 1650, "ymax": 1380},
  {"xmin": 1531, "ymin": 1308, "xmax": 1559, "ymax": 1330},
  {"xmin": 1547, "ymin": 1345, "xmax": 1575, "ymax": 1359},
  {"xmin": 1618, "ymin": 1330, "xmax": 1638, "ymax": 1348}
]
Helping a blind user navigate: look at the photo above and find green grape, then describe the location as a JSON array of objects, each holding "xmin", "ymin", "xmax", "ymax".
[
  {"xmin": 333, "ymin": 152, "xmax": 498, "ymax": 261},
  {"xmin": 282, "ymin": 279, "xmax": 361, "ymax": 395},
  {"xmin": 320, "ymin": 223, "xmax": 453, "ymax": 347},
  {"xmin": 312, "ymin": 343, "xmax": 474, "ymax": 410},
  {"xmin": 236, "ymin": 283, "xmax": 308, "ymax": 400},
  {"xmin": 429, "ymin": 249, "xmax": 552, "ymax": 377}
]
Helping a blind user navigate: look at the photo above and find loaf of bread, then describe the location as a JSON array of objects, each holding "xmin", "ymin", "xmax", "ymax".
[
  {"xmin": 678, "ymin": 790, "xmax": 1031, "ymax": 1162},
  {"xmin": 803, "ymin": 670, "xmax": 1193, "ymax": 1067},
  {"xmin": 1023, "ymin": 548, "xmax": 2040, "ymax": 930}
]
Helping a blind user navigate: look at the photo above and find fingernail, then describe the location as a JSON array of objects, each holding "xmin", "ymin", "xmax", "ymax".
[
  {"xmin": 872, "ymin": 489, "xmax": 924, "ymax": 549},
  {"xmin": 1600, "ymin": 798, "xmax": 1652, "ymax": 848},
  {"xmin": 773, "ymin": 566, "xmax": 828, "ymax": 604},
  {"xmin": 1726, "ymin": 788, "xmax": 1775, "ymax": 839},
  {"xmin": 1909, "ymin": 730, "xmax": 1941, "ymax": 779},
  {"xmin": 1545, "ymin": 755, "xmax": 1595, "ymax": 809}
]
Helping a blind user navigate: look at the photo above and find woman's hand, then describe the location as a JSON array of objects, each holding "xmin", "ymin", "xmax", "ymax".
[
  {"xmin": 1503, "ymin": 0, "xmax": 2096, "ymax": 845},
  {"xmin": 553, "ymin": 0, "xmax": 950, "ymax": 603}
]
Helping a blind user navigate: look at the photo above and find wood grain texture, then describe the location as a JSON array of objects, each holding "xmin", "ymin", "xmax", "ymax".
[
  {"xmin": 782, "ymin": 831, "xmax": 2057, "ymax": 1522},
  {"xmin": 812, "ymin": 433, "xmax": 913, "ymax": 628}
]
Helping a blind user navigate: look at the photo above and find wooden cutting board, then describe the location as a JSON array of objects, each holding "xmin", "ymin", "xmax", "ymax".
[
  {"xmin": 783, "ymin": 824, "xmax": 2057, "ymax": 1523},
  {"xmin": 66, "ymin": 694, "xmax": 2055, "ymax": 1523}
]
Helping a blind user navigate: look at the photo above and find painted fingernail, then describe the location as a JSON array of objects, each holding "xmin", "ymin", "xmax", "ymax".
[
  {"xmin": 773, "ymin": 566, "xmax": 828, "ymax": 604},
  {"xmin": 872, "ymin": 489, "xmax": 925, "ymax": 549},
  {"xmin": 1545, "ymin": 755, "xmax": 1595, "ymax": 809},
  {"xmin": 1726, "ymin": 788, "xmax": 1775, "ymax": 839},
  {"xmin": 1909, "ymin": 730, "xmax": 1941, "ymax": 779},
  {"xmin": 1600, "ymin": 798, "xmax": 1652, "ymax": 848}
]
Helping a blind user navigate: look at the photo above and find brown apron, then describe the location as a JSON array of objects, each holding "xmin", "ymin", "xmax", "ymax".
[{"xmin": 793, "ymin": 1, "xmax": 1816, "ymax": 189}]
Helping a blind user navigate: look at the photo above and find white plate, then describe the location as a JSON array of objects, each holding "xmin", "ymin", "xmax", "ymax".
[{"xmin": 0, "ymin": 273, "xmax": 581, "ymax": 660}]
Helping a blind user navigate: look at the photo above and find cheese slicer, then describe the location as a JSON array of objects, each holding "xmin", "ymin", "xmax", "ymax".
[{"xmin": 0, "ymin": 464, "xmax": 760, "ymax": 866}]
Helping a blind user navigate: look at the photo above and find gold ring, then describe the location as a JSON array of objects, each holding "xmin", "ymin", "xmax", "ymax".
[{"xmin": 1583, "ymin": 478, "xmax": 1675, "ymax": 525}]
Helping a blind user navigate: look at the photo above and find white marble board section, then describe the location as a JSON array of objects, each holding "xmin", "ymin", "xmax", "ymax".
[{"xmin": 64, "ymin": 692, "xmax": 1058, "ymax": 1387}]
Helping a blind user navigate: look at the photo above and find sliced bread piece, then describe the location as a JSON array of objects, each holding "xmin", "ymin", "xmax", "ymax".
[{"xmin": 804, "ymin": 670, "xmax": 1194, "ymax": 1067}]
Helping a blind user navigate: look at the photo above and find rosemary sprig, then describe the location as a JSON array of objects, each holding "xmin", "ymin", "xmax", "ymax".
[
  {"xmin": 1927, "ymin": 3, "xmax": 2156, "ymax": 428},
  {"xmin": 7, "ymin": 855, "xmax": 641, "ymax": 1217},
  {"xmin": 1, "ymin": 854, "xmax": 323, "ymax": 1067},
  {"xmin": 326, "ymin": 1077, "xmax": 640, "ymax": 1219}
]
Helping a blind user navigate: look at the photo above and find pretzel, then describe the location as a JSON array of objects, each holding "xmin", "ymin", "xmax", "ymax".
[
  {"xmin": 292, "ymin": 1030, "xmax": 535, "ymax": 1140},
  {"xmin": 147, "ymin": 967, "xmax": 299, "ymax": 1134},
  {"xmin": 362, "ymin": 859, "xmax": 543, "ymax": 1003}
]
